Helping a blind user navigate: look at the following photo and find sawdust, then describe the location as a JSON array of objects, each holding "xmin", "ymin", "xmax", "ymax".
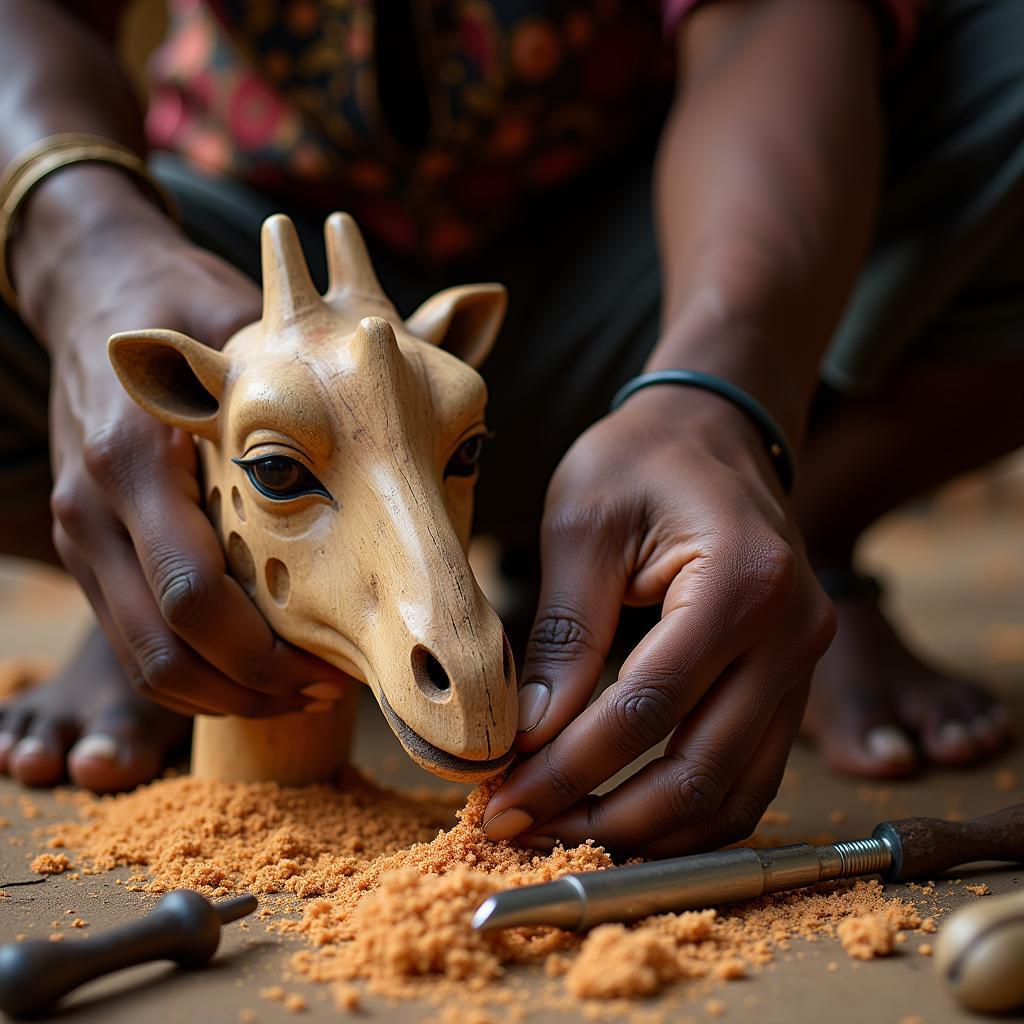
[
  {"xmin": 43, "ymin": 771, "xmax": 934, "ymax": 1015},
  {"xmin": 46, "ymin": 768, "xmax": 455, "ymax": 896},
  {"xmin": 31, "ymin": 852, "xmax": 71, "ymax": 874},
  {"xmin": 836, "ymin": 914, "xmax": 897, "ymax": 959}
]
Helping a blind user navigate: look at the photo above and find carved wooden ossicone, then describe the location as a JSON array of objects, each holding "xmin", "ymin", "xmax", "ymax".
[{"xmin": 108, "ymin": 213, "xmax": 517, "ymax": 784}]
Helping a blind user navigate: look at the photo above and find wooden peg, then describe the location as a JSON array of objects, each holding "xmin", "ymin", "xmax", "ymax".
[{"xmin": 191, "ymin": 692, "xmax": 359, "ymax": 785}]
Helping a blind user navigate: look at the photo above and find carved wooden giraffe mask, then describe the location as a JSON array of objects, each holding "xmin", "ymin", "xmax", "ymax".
[{"xmin": 108, "ymin": 213, "xmax": 518, "ymax": 781}]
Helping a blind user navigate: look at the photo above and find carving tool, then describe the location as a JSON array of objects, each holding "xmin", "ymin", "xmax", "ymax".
[
  {"xmin": 473, "ymin": 805, "xmax": 1024, "ymax": 932},
  {"xmin": 0, "ymin": 889, "xmax": 256, "ymax": 1018}
]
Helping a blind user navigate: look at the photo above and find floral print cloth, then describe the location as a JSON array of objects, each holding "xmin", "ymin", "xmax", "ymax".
[
  {"xmin": 147, "ymin": 0, "xmax": 674, "ymax": 265},
  {"xmin": 146, "ymin": 0, "xmax": 926, "ymax": 266}
]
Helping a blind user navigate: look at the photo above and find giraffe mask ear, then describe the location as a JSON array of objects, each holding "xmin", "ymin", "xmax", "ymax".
[
  {"xmin": 108, "ymin": 329, "xmax": 231, "ymax": 441},
  {"xmin": 405, "ymin": 283, "xmax": 508, "ymax": 368}
]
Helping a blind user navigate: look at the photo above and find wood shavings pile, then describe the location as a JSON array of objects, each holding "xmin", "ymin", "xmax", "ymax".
[
  {"xmin": 42, "ymin": 771, "xmax": 934, "ymax": 1016},
  {"xmin": 45, "ymin": 768, "xmax": 456, "ymax": 897},
  {"xmin": 30, "ymin": 852, "xmax": 72, "ymax": 874}
]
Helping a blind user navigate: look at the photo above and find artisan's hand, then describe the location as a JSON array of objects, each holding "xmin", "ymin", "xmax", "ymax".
[
  {"xmin": 22, "ymin": 200, "xmax": 348, "ymax": 717},
  {"xmin": 483, "ymin": 387, "xmax": 834, "ymax": 856}
]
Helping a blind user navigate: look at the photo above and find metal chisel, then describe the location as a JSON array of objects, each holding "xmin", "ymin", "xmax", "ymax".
[{"xmin": 473, "ymin": 805, "xmax": 1024, "ymax": 932}]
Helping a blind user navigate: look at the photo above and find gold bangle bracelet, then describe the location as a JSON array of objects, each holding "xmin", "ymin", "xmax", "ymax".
[{"xmin": 0, "ymin": 133, "xmax": 179, "ymax": 313}]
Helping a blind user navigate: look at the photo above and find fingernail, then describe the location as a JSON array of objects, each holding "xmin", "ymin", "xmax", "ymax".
[
  {"xmin": 483, "ymin": 807, "xmax": 534, "ymax": 841},
  {"xmin": 12, "ymin": 737, "xmax": 46, "ymax": 759},
  {"xmin": 302, "ymin": 682, "xmax": 346, "ymax": 700},
  {"xmin": 517, "ymin": 681, "xmax": 551, "ymax": 733},
  {"xmin": 864, "ymin": 726, "xmax": 914, "ymax": 765},
  {"xmin": 303, "ymin": 700, "xmax": 335, "ymax": 715},
  {"xmin": 938, "ymin": 721, "xmax": 970, "ymax": 751},
  {"xmin": 70, "ymin": 734, "xmax": 119, "ymax": 763}
]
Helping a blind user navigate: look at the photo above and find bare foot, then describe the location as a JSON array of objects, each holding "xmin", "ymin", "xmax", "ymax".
[
  {"xmin": 0, "ymin": 628, "xmax": 190, "ymax": 792},
  {"xmin": 804, "ymin": 579, "xmax": 1012, "ymax": 778}
]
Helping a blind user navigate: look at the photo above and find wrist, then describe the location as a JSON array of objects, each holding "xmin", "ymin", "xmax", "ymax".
[
  {"xmin": 613, "ymin": 369, "xmax": 795, "ymax": 492},
  {"xmin": 611, "ymin": 382, "xmax": 784, "ymax": 494},
  {"xmin": 10, "ymin": 163, "xmax": 182, "ymax": 340},
  {"xmin": 649, "ymin": 287, "xmax": 816, "ymax": 446}
]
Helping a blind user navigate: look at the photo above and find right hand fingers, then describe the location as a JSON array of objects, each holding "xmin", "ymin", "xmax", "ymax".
[
  {"xmin": 515, "ymin": 503, "xmax": 628, "ymax": 753},
  {"xmin": 52, "ymin": 471, "xmax": 308, "ymax": 717},
  {"xmin": 640, "ymin": 677, "xmax": 811, "ymax": 858},
  {"xmin": 82, "ymin": 424, "xmax": 348, "ymax": 698}
]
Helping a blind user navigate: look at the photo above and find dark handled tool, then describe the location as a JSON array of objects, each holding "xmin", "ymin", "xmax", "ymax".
[
  {"xmin": 0, "ymin": 889, "xmax": 256, "ymax": 1018},
  {"xmin": 473, "ymin": 804, "xmax": 1024, "ymax": 932}
]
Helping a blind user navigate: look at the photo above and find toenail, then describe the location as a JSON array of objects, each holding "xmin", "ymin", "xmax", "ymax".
[
  {"xmin": 864, "ymin": 726, "xmax": 914, "ymax": 764},
  {"xmin": 12, "ymin": 737, "xmax": 46, "ymax": 758},
  {"xmin": 938, "ymin": 721, "xmax": 970, "ymax": 750},
  {"xmin": 71, "ymin": 734, "xmax": 120, "ymax": 762}
]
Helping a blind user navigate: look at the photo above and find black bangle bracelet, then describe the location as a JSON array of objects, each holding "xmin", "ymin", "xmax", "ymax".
[{"xmin": 610, "ymin": 370, "xmax": 796, "ymax": 493}]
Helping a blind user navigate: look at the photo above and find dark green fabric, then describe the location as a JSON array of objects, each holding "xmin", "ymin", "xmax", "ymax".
[{"xmin": 823, "ymin": 0, "xmax": 1024, "ymax": 393}]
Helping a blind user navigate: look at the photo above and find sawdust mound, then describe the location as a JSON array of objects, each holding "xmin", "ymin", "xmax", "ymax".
[
  {"xmin": 46, "ymin": 772, "xmax": 930, "ymax": 1013},
  {"xmin": 47, "ymin": 768, "xmax": 457, "ymax": 897},
  {"xmin": 837, "ymin": 913, "xmax": 898, "ymax": 959}
]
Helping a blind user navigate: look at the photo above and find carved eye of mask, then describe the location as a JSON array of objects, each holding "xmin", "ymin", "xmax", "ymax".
[
  {"xmin": 232, "ymin": 455, "xmax": 332, "ymax": 502},
  {"xmin": 444, "ymin": 434, "xmax": 486, "ymax": 479}
]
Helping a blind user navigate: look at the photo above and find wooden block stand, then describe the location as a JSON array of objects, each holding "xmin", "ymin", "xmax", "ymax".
[{"xmin": 191, "ymin": 688, "xmax": 360, "ymax": 785}]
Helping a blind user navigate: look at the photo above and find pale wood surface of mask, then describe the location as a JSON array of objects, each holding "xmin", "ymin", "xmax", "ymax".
[{"xmin": 109, "ymin": 213, "xmax": 517, "ymax": 785}]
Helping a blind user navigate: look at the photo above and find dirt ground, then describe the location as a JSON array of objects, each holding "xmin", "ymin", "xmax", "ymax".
[{"xmin": 1, "ymin": 455, "xmax": 1022, "ymax": 1023}]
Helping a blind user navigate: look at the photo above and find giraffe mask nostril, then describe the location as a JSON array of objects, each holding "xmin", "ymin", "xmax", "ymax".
[{"xmin": 412, "ymin": 645, "xmax": 452, "ymax": 701}]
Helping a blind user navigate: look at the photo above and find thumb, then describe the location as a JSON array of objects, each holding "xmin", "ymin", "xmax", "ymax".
[{"xmin": 516, "ymin": 509, "xmax": 626, "ymax": 753}]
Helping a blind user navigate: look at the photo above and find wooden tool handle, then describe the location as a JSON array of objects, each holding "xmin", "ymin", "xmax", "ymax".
[
  {"xmin": 0, "ymin": 891, "xmax": 253, "ymax": 1018},
  {"xmin": 875, "ymin": 804, "xmax": 1024, "ymax": 880}
]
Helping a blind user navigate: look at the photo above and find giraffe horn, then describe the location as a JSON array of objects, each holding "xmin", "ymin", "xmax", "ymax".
[
  {"xmin": 324, "ymin": 212, "xmax": 394, "ymax": 311},
  {"xmin": 261, "ymin": 214, "xmax": 323, "ymax": 329}
]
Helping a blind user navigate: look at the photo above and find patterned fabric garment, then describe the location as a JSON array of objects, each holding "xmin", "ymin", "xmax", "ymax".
[
  {"xmin": 146, "ymin": 0, "xmax": 928, "ymax": 266},
  {"xmin": 146, "ymin": 0, "xmax": 675, "ymax": 266}
]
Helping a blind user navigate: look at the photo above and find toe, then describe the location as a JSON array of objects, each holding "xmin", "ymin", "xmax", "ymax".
[
  {"xmin": 969, "ymin": 713, "xmax": 1005, "ymax": 755},
  {"xmin": 968, "ymin": 698, "xmax": 1013, "ymax": 754},
  {"xmin": 0, "ymin": 710, "xmax": 31, "ymax": 774},
  {"xmin": 69, "ymin": 701, "xmax": 190, "ymax": 793},
  {"xmin": 860, "ymin": 725, "xmax": 918, "ymax": 775},
  {"xmin": 807, "ymin": 687, "xmax": 918, "ymax": 779},
  {"xmin": 922, "ymin": 719, "xmax": 981, "ymax": 765},
  {"xmin": 9, "ymin": 718, "xmax": 76, "ymax": 787},
  {"xmin": 897, "ymin": 681, "xmax": 998, "ymax": 767},
  {"xmin": 67, "ymin": 732, "xmax": 155, "ymax": 793}
]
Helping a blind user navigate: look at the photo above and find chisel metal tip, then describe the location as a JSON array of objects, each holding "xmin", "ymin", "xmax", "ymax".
[
  {"xmin": 472, "ymin": 877, "xmax": 584, "ymax": 932},
  {"xmin": 471, "ymin": 896, "xmax": 501, "ymax": 932}
]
